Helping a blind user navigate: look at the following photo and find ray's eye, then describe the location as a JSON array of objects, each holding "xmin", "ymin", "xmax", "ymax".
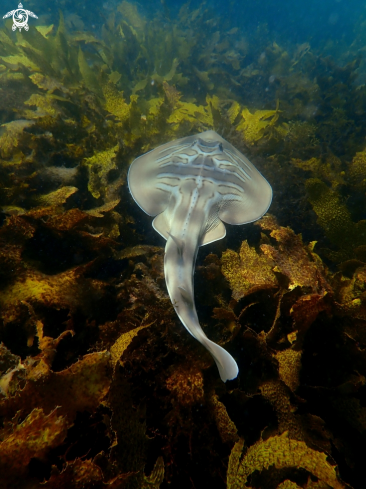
[
  {"xmin": 196, "ymin": 138, "xmax": 218, "ymax": 148},
  {"xmin": 219, "ymin": 143, "xmax": 223, "ymax": 152}
]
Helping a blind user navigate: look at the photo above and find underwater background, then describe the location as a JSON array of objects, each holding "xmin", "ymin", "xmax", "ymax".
[{"xmin": 1, "ymin": 0, "xmax": 366, "ymax": 488}]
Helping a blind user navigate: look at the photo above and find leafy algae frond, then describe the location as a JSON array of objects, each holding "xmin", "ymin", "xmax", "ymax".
[
  {"xmin": 236, "ymin": 104, "xmax": 280, "ymax": 145},
  {"xmin": 275, "ymin": 349, "xmax": 302, "ymax": 392},
  {"xmin": 84, "ymin": 145, "xmax": 119, "ymax": 200},
  {"xmin": 103, "ymin": 82, "xmax": 133, "ymax": 122},
  {"xmin": 2, "ymin": 2, "xmax": 366, "ymax": 487},
  {"xmin": 306, "ymin": 178, "xmax": 366, "ymax": 262},
  {"xmin": 0, "ymin": 408, "xmax": 68, "ymax": 482},
  {"xmin": 221, "ymin": 240, "xmax": 277, "ymax": 300},
  {"xmin": 168, "ymin": 98, "xmax": 214, "ymax": 129},
  {"xmin": 141, "ymin": 457, "xmax": 165, "ymax": 489},
  {"xmin": 227, "ymin": 432, "xmax": 345, "ymax": 489},
  {"xmin": 349, "ymin": 148, "xmax": 366, "ymax": 190}
]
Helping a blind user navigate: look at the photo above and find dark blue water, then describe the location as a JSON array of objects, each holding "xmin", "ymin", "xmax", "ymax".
[
  {"xmin": 2, "ymin": 2, "xmax": 366, "ymax": 489},
  {"xmin": 3, "ymin": 0, "xmax": 365, "ymax": 49}
]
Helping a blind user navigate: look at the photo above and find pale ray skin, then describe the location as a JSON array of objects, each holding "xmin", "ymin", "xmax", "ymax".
[{"xmin": 128, "ymin": 130, "xmax": 272, "ymax": 382}]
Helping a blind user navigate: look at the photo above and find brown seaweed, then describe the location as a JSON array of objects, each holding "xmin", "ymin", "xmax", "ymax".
[{"xmin": 1, "ymin": 1, "xmax": 366, "ymax": 488}]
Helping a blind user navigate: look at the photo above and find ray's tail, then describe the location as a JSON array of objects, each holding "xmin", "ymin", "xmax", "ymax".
[
  {"xmin": 196, "ymin": 332, "xmax": 239, "ymax": 382},
  {"xmin": 164, "ymin": 233, "xmax": 239, "ymax": 382}
]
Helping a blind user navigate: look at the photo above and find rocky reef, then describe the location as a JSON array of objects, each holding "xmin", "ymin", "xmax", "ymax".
[{"xmin": 1, "ymin": 2, "xmax": 366, "ymax": 488}]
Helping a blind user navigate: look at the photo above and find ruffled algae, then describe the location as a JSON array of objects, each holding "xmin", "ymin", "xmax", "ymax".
[{"xmin": 1, "ymin": 1, "xmax": 366, "ymax": 488}]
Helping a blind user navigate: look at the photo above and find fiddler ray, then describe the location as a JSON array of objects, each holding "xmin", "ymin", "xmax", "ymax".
[{"xmin": 127, "ymin": 130, "xmax": 272, "ymax": 382}]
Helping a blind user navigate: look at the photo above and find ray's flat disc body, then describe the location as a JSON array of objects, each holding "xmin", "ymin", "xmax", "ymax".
[{"xmin": 128, "ymin": 130, "xmax": 272, "ymax": 381}]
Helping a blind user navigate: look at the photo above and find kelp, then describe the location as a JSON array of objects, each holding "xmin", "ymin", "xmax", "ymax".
[
  {"xmin": 1, "ymin": 1, "xmax": 366, "ymax": 488},
  {"xmin": 227, "ymin": 432, "xmax": 345, "ymax": 489},
  {"xmin": 213, "ymin": 215, "xmax": 366, "ymax": 488},
  {"xmin": 236, "ymin": 104, "xmax": 280, "ymax": 145},
  {"xmin": 0, "ymin": 408, "xmax": 69, "ymax": 487},
  {"xmin": 209, "ymin": 393, "xmax": 239, "ymax": 445},
  {"xmin": 84, "ymin": 145, "xmax": 119, "ymax": 200},
  {"xmin": 306, "ymin": 178, "xmax": 366, "ymax": 262},
  {"xmin": 221, "ymin": 215, "xmax": 329, "ymax": 300}
]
